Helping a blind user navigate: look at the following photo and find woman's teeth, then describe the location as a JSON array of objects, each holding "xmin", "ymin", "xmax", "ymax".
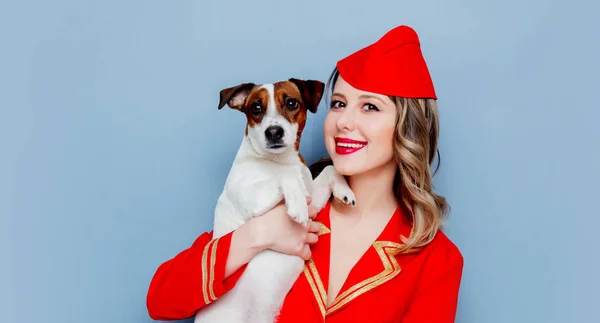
[{"xmin": 337, "ymin": 143, "xmax": 366, "ymax": 148}]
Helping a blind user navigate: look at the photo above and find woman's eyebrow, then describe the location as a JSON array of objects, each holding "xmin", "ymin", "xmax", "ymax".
[
  {"xmin": 359, "ymin": 94, "xmax": 385, "ymax": 105},
  {"xmin": 331, "ymin": 92, "xmax": 347, "ymax": 100}
]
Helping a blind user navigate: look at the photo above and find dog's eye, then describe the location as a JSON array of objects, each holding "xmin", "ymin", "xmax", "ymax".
[
  {"xmin": 285, "ymin": 98, "xmax": 299, "ymax": 110},
  {"xmin": 250, "ymin": 102, "xmax": 262, "ymax": 115}
]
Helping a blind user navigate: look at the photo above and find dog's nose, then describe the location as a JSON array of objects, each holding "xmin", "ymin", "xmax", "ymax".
[{"xmin": 265, "ymin": 126, "xmax": 284, "ymax": 141}]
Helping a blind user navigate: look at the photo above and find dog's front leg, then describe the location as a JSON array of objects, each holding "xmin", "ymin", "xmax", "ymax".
[
  {"xmin": 280, "ymin": 170, "xmax": 310, "ymax": 224},
  {"xmin": 310, "ymin": 165, "xmax": 356, "ymax": 211}
]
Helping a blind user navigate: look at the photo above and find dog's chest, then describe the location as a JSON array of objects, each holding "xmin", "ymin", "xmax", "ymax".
[{"xmin": 234, "ymin": 159, "xmax": 300, "ymax": 181}]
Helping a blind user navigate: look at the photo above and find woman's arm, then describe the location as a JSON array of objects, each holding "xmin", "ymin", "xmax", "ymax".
[
  {"xmin": 146, "ymin": 200, "xmax": 320, "ymax": 320},
  {"xmin": 145, "ymin": 228, "xmax": 254, "ymax": 320}
]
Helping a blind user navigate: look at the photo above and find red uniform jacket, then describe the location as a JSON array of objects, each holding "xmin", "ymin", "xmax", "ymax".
[{"xmin": 146, "ymin": 201, "xmax": 464, "ymax": 322}]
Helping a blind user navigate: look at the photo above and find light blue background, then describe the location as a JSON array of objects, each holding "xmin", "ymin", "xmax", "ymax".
[{"xmin": 1, "ymin": 0, "xmax": 599, "ymax": 322}]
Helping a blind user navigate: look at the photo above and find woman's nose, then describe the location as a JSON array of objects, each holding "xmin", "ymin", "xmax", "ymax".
[{"xmin": 336, "ymin": 107, "xmax": 356, "ymax": 132}]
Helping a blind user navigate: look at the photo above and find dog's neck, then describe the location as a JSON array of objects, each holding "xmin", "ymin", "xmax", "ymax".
[{"xmin": 235, "ymin": 135, "xmax": 301, "ymax": 165}]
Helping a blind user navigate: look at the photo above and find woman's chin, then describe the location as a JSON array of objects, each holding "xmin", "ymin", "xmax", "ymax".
[{"xmin": 331, "ymin": 158, "xmax": 364, "ymax": 177}]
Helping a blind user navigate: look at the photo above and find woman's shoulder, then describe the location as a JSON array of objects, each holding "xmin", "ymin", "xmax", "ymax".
[{"xmin": 419, "ymin": 228, "xmax": 464, "ymax": 269}]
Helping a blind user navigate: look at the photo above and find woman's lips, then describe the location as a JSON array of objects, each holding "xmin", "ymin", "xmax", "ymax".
[{"xmin": 335, "ymin": 137, "xmax": 367, "ymax": 155}]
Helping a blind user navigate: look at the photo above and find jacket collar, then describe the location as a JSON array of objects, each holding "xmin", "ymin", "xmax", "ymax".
[{"xmin": 303, "ymin": 199, "xmax": 420, "ymax": 320}]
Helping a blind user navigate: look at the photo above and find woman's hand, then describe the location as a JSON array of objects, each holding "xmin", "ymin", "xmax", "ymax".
[
  {"xmin": 252, "ymin": 197, "xmax": 321, "ymax": 260},
  {"xmin": 226, "ymin": 197, "xmax": 321, "ymax": 277}
]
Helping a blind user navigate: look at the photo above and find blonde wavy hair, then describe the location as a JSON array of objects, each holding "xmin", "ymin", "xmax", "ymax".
[{"xmin": 309, "ymin": 68, "xmax": 449, "ymax": 253}]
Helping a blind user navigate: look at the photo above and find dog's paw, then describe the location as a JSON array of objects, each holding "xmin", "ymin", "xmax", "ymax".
[
  {"xmin": 286, "ymin": 195, "xmax": 309, "ymax": 224},
  {"xmin": 332, "ymin": 179, "xmax": 356, "ymax": 207}
]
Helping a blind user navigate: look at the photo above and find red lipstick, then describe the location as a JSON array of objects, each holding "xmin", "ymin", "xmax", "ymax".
[{"xmin": 335, "ymin": 137, "xmax": 367, "ymax": 155}]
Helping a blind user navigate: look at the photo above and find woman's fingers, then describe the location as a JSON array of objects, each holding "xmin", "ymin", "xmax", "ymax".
[
  {"xmin": 307, "ymin": 221, "xmax": 322, "ymax": 234},
  {"xmin": 306, "ymin": 233, "xmax": 318, "ymax": 244},
  {"xmin": 308, "ymin": 205, "xmax": 318, "ymax": 220},
  {"xmin": 300, "ymin": 244, "xmax": 312, "ymax": 260}
]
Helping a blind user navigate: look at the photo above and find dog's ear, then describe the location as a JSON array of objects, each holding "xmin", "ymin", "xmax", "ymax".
[
  {"xmin": 218, "ymin": 83, "xmax": 256, "ymax": 111},
  {"xmin": 289, "ymin": 78, "xmax": 325, "ymax": 113}
]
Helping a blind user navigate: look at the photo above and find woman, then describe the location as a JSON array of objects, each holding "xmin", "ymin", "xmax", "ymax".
[{"xmin": 146, "ymin": 25, "xmax": 463, "ymax": 322}]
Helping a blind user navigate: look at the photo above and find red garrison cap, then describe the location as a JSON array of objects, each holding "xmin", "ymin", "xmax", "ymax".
[{"xmin": 336, "ymin": 25, "xmax": 437, "ymax": 100}]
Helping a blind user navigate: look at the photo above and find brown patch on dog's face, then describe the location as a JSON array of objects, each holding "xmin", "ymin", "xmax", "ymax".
[
  {"xmin": 273, "ymin": 81, "xmax": 306, "ymax": 151},
  {"xmin": 243, "ymin": 87, "xmax": 270, "ymax": 133},
  {"xmin": 272, "ymin": 79, "xmax": 324, "ymax": 151}
]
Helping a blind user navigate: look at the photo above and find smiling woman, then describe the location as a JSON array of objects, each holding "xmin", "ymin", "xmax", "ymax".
[
  {"xmin": 316, "ymin": 64, "xmax": 446, "ymax": 253},
  {"xmin": 146, "ymin": 25, "xmax": 463, "ymax": 323}
]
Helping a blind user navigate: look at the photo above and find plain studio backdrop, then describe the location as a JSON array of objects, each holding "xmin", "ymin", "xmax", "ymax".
[{"xmin": 1, "ymin": 0, "xmax": 599, "ymax": 322}]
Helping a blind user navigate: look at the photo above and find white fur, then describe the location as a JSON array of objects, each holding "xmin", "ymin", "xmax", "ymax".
[{"xmin": 193, "ymin": 83, "xmax": 355, "ymax": 323}]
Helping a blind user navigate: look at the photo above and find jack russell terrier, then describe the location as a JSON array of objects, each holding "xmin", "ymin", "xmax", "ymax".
[{"xmin": 193, "ymin": 78, "xmax": 356, "ymax": 323}]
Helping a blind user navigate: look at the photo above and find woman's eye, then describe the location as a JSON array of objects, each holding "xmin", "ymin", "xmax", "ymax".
[
  {"xmin": 330, "ymin": 100, "xmax": 345, "ymax": 109},
  {"xmin": 363, "ymin": 103, "xmax": 379, "ymax": 111}
]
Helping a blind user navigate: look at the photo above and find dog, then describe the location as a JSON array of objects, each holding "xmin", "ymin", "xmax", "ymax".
[{"xmin": 193, "ymin": 78, "xmax": 356, "ymax": 323}]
